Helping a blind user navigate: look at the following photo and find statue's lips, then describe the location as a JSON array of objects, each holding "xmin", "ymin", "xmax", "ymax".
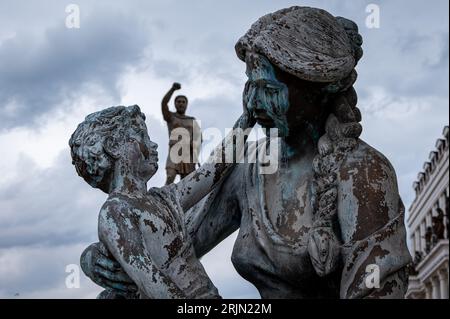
[
  {"xmin": 148, "ymin": 152, "xmax": 158, "ymax": 162},
  {"xmin": 143, "ymin": 149, "xmax": 158, "ymax": 162}
]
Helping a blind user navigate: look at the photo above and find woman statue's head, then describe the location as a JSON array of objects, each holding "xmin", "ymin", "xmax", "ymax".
[
  {"xmin": 69, "ymin": 105, "xmax": 158, "ymax": 194},
  {"xmin": 236, "ymin": 6, "xmax": 363, "ymax": 140}
]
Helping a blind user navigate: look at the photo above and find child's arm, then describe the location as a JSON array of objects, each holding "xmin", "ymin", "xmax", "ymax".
[
  {"xmin": 98, "ymin": 203, "xmax": 185, "ymax": 299},
  {"xmin": 176, "ymin": 112, "xmax": 255, "ymax": 211}
]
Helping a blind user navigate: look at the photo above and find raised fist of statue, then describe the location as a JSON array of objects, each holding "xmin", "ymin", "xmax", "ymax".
[
  {"xmin": 172, "ymin": 82, "xmax": 181, "ymax": 90},
  {"xmin": 80, "ymin": 242, "xmax": 138, "ymax": 297}
]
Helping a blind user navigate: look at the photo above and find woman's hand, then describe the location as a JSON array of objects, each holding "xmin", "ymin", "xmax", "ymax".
[{"xmin": 80, "ymin": 242, "xmax": 138, "ymax": 295}]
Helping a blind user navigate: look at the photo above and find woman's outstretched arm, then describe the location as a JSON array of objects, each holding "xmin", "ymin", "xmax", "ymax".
[{"xmin": 175, "ymin": 113, "xmax": 255, "ymax": 211}]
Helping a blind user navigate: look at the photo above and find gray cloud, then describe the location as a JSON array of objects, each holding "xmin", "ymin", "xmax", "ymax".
[
  {"xmin": 0, "ymin": 243, "xmax": 102, "ymax": 298},
  {"xmin": 355, "ymin": 0, "xmax": 449, "ymax": 99},
  {"xmin": 0, "ymin": 152, "xmax": 102, "ymax": 248},
  {"xmin": 0, "ymin": 10, "xmax": 151, "ymax": 130},
  {"xmin": 190, "ymin": 95, "xmax": 242, "ymax": 130}
]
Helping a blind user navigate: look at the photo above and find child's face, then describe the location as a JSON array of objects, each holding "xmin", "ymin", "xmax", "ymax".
[{"xmin": 122, "ymin": 115, "xmax": 159, "ymax": 182}]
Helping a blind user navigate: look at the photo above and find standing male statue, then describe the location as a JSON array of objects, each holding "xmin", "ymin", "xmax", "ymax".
[{"xmin": 161, "ymin": 82, "xmax": 201, "ymax": 185}]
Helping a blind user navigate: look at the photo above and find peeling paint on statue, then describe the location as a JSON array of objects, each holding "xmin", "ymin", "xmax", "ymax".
[{"xmin": 77, "ymin": 6, "xmax": 411, "ymax": 299}]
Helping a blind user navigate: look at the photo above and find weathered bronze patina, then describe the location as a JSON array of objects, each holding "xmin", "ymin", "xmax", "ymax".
[
  {"xmin": 77, "ymin": 6, "xmax": 411, "ymax": 299},
  {"xmin": 70, "ymin": 105, "xmax": 253, "ymax": 298}
]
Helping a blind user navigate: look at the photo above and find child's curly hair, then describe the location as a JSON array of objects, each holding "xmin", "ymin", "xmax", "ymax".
[{"xmin": 69, "ymin": 105, "xmax": 145, "ymax": 193}]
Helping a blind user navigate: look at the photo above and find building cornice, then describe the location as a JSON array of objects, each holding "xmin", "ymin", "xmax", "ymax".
[
  {"xmin": 407, "ymin": 125, "xmax": 449, "ymax": 226},
  {"xmin": 416, "ymin": 240, "xmax": 449, "ymax": 283},
  {"xmin": 407, "ymin": 161, "xmax": 449, "ymax": 228},
  {"xmin": 410, "ymin": 126, "xmax": 449, "ymax": 202}
]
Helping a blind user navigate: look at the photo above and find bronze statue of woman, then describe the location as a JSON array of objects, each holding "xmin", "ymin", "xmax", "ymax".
[{"xmin": 80, "ymin": 6, "xmax": 411, "ymax": 299}]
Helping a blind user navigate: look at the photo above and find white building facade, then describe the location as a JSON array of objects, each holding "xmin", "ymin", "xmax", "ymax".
[{"xmin": 406, "ymin": 126, "xmax": 449, "ymax": 299}]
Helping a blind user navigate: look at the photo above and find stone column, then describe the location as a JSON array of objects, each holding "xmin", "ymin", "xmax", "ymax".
[
  {"xmin": 426, "ymin": 211, "xmax": 432, "ymax": 228},
  {"xmin": 425, "ymin": 281, "xmax": 432, "ymax": 299},
  {"xmin": 438, "ymin": 269, "xmax": 449, "ymax": 299},
  {"xmin": 443, "ymin": 196, "xmax": 449, "ymax": 239},
  {"xmin": 432, "ymin": 276, "xmax": 441, "ymax": 299},
  {"xmin": 420, "ymin": 221, "xmax": 426, "ymax": 254},
  {"xmin": 415, "ymin": 229, "xmax": 421, "ymax": 255}
]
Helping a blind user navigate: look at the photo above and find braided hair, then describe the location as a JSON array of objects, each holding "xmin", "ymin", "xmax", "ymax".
[{"xmin": 308, "ymin": 17, "xmax": 364, "ymax": 276}]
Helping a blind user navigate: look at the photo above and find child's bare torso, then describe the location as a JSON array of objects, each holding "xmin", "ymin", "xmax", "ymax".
[{"xmin": 99, "ymin": 187, "xmax": 220, "ymax": 298}]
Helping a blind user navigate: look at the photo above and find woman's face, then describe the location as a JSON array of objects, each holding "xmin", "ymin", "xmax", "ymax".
[
  {"xmin": 243, "ymin": 52, "xmax": 327, "ymax": 138},
  {"xmin": 244, "ymin": 52, "xmax": 289, "ymax": 136}
]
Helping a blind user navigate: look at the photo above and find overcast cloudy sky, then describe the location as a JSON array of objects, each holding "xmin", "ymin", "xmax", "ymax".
[{"xmin": 0, "ymin": 0, "xmax": 448, "ymax": 299}]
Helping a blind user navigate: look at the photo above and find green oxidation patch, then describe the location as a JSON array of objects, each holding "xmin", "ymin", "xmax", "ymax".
[{"xmin": 245, "ymin": 54, "xmax": 290, "ymax": 137}]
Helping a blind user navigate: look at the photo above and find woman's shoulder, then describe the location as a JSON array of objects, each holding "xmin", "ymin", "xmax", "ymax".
[
  {"xmin": 341, "ymin": 138, "xmax": 397, "ymax": 180},
  {"xmin": 337, "ymin": 139, "xmax": 404, "ymax": 243}
]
